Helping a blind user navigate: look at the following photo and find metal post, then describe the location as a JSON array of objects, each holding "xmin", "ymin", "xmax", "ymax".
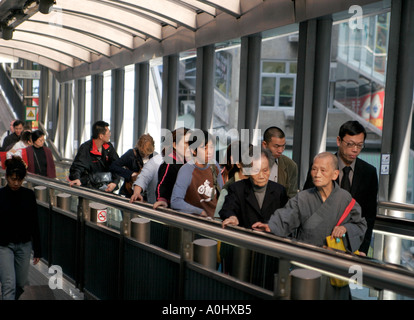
[
  {"xmin": 134, "ymin": 62, "xmax": 150, "ymax": 137},
  {"xmin": 290, "ymin": 268, "xmax": 321, "ymax": 300},
  {"xmin": 293, "ymin": 17, "xmax": 332, "ymax": 188},
  {"xmin": 232, "ymin": 246, "xmax": 252, "ymax": 282},
  {"xmin": 89, "ymin": 202, "xmax": 107, "ymax": 224},
  {"xmin": 91, "ymin": 73, "xmax": 103, "ymax": 125},
  {"xmin": 193, "ymin": 238, "xmax": 217, "ymax": 270},
  {"xmin": 238, "ymin": 35, "xmax": 262, "ymax": 143},
  {"xmin": 195, "ymin": 45, "xmax": 215, "ymax": 131},
  {"xmin": 34, "ymin": 185, "xmax": 48, "ymax": 202},
  {"xmin": 56, "ymin": 193, "xmax": 72, "ymax": 211},
  {"xmin": 161, "ymin": 55, "xmax": 179, "ymax": 131},
  {"xmin": 111, "ymin": 68, "xmax": 125, "ymax": 152},
  {"xmin": 130, "ymin": 217, "xmax": 151, "ymax": 243}
]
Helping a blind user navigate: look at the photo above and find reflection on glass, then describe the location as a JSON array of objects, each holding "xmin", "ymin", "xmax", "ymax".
[
  {"xmin": 177, "ymin": 50, "xmax": 197, "ymax": 129},
  {"xmin": 334, "ymin": 12, "xmax": 390, "ymax": 131},
  {"xmin": 262, "ymin": 61, "xmax": 286, "ymax": 73},
  {"xmin": 258, "ymin": 25, "xmax": 299, "ymax": 143},
  {"xmin": 279, "ymin": 78, "xmax": 294, "ymax": 107},
  {"xmin": 261, "ymin": 77, "xmax": 276, "ymax": 106}
]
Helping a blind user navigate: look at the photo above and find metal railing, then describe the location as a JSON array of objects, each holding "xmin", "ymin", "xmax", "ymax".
[{"xmin": 5, "ymin": 172, "xmax": 414, "ymax": 300}]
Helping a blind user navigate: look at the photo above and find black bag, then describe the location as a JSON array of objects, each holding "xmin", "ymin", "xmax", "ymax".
[{"xmin": 89, "ymin": 172, "xmax": 113, "ymax": 190}]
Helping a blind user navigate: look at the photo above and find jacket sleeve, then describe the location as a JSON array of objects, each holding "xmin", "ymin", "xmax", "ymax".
[
  {"xmin": 134, "ymin": 158, "xmax": 159, "ymax": 191},
  {"xmin": 218, "ymin": 183, "xmax": 241, "ymax": 221},
  {"xmin": 343, "ymin": 201, "xmax": 367, "ymax": 253},
  {"xmin": 110, "ymin": 149, "xmax": 135, "ymax": 181},
  {"xmin": 268, "ymin": 195, "xmax": 301, "ymax": 236},
  {"xmin": 69, "ymin": 143, "xmax": 91, "ymax": 181},
  {"xmin": 285, "ymin": 158, "xmax": 298, "ymax": 198},
  {"xmin": 106, "ymin": 145, "xmax": 120, "ymax": 184}
]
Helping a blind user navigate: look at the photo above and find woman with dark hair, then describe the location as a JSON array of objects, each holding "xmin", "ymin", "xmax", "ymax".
[
  {"xmin": 214, "ymin": 140, "xmax": 250, "ymax": 217},
  {"xmin": 153, "ymin": 127, "xmax": 190, "ymax": 209},
  {"xmin": 0, "ymin": 156, "xmax": 41, "ymax": 300},
  {"xmin": 170, "ymin": 129, "xmax": 223, "ymax": 218},
  {"xmin": 26, "ymin": 130, "xmax": 56, "ymax": 178}
]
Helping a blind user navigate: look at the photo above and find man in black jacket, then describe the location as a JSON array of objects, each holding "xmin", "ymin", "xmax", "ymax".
[
  {"xmin": 303, "ymin": 120, "xmax": 378, "ymax": 254},
  {"xmin": 2, "ymin": 120, "xmax": 24, "ymax": 152},
  {"xmin": 68, "ymin": 120, "xmax": 120, "ymax": 192},
  {"xmin": 219, "ymin": 147, "xmax": 288, "ymax": 229}
]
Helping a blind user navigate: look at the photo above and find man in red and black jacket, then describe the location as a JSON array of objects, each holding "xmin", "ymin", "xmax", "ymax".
[{"xmin": 68, "ymin": 120, "xmax": 120, "ymax": 193}]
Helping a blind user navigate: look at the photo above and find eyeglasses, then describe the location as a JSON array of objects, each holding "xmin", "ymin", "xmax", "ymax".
[{"xmin": 341, "ymin": 139, "xmax": 364, "ymax": 150}]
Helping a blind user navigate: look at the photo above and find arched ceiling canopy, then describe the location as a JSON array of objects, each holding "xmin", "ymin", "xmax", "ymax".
[{"xmin": 0, "ymin": 0, "xmax": 380, "ymax": 82}]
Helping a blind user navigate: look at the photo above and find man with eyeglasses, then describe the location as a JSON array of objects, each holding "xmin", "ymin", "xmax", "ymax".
[
  {"xmin": 303, "ymin": 120, "xmax": 378, "ymax": 255},
  {"xmin": 262, "ymin": 126, "xmax": 298, "ymax": 198}
]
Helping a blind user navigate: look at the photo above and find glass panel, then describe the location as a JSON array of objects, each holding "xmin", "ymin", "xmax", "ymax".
[
  {"xmin": 329, "ymin": 8, "xmax": 391, "ymax": 177},
  {"xmin": 123, "ymin": 64, "xmax": 135, "ymax": 155},
  {"xmin": 279, "ymin": 77, "xmax": 294, "ymax": 107},
  {"xmin": 258, "ymin": 24, "xmax": 299, "ymax": 145},
  {"xmin": 262, "ymin": 61, "xmax": 286, "ymax": 73},
  {"xmin": 148, "ymin": 58, "xmax": 163, "ymax": 153},
  {"xmin": 177, "ymin": 50, "xmax": 196, "ymax": 130},
  {"xmin": 214, "ymin": 39, "xmax": 241, "ymax": 161},
  {"xmin": 289, "ymin": 62, "xmax": 297, "ymax": 74},
  {"xmin": 260, "ymin": 77, "xmax": 276, "ymax": 107}
]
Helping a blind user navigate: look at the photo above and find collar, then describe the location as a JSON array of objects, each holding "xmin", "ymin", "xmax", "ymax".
[
  {"xmin": 337, "ymin": 154, "xmax": 356, "ymax": 172},
  {"xmin": 169, "ymin": 150, "xmax": 186, "ymax": 164},
  {"xmin": 90, "ymin": 139, "xmax": 110, "ymax": 156}
]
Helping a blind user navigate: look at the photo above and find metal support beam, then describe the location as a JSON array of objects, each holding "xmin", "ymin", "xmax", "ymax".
[
  {"xmin": 91, "ymin": 73, "xmax": 103, "ymax": 126},
  {"xmin": 293, "ymin": 18, "xmax": 333, "ymax": 189},
  {"xmin": 238, "ymin": 35, "xmax": 262, "ymax": 143},
  {"xmin": 111, "ymin": 68, "xmax": 125, "ymax": 153},
  {"xmin": 134, "ymin": 62, "xmax": 150, "ymax": 137},
  {"xmin": 161, "ymin": 55, "xmax": 179, "ymax": 131},
  {"xmin": 195, "ymin": 45, "xmax": 215, "ymax": 131},
  {"xmin": 74, "ymin": 78, "xmax": 86, "ymax": 152},
  {"xmin": 59, "ymin": 81, "xmax": 74, "ymax": 158},
  {"xmin": 39, "ymin": 65, "xmax": 49, "ymax": 127}
]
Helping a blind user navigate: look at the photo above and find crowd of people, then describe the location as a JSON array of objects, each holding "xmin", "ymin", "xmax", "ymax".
[
  {"xmin": 65, "ymin": 120, "xmax": 375, "ymax": 256},
  {"xmin": 0, "ymin": 118, "xmax": 378, "ymax": 300}
]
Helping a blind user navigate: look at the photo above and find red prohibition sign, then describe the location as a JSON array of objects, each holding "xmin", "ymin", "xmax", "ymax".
[{"xmin": 97, "ymin": 210, "xmax": 107, "ymax": 222}]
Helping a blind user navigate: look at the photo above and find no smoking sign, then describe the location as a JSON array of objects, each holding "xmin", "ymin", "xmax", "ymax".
[{"xmin": 97, "ymin": 210, "xmax": 107, "ymax": 223}]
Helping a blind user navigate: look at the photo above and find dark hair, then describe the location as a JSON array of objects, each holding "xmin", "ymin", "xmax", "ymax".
[
  {"xmin": 263, "ymin": 126, "xmax": 285, "ymax": 143},
  {"xmin": 338, "ymin": 121, "xmax": 367, "ymax": 140},
  {"xmin": 92, "ymin": 121, "xmax": 109, "ymax": 139},
  {"xmin": 161, "ymin": 127, "xmax": 190, "ymax": 157},
  {"xmin": 13, "ymin": 120, "xmax": 24, "ymax": 128},
  {"xmin": 31, "ymin": 130, "xmax": 45, "ymax": 143},
  {"xmin": 5, "ymin": 156, "xmax": 27, "ymax": 180},
  {"xmin": 188, "ymin": 129, "xmax": 213, "ymax": 156},
  {"xmin": 224, "ymin": 140, "xmax": 253, "ymax": 179},
  {"xmin": 21, "ymin": 131, "xmax": 32, "ymax": 144}
]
